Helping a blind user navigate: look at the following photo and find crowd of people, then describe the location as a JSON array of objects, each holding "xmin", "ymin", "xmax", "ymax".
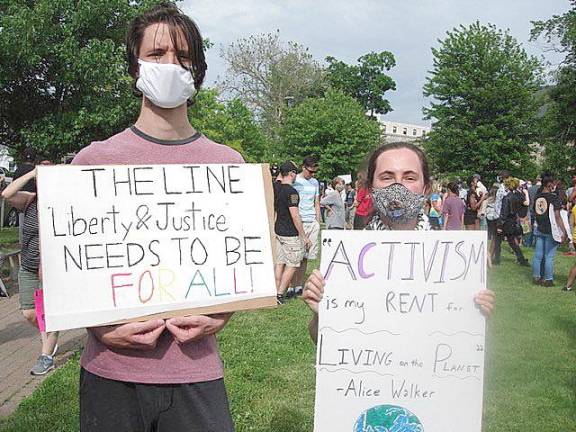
[
  {"xmin": 273, "ymin": 156, "xmax": 576, "ymax": 305},
  {"xmin": 0, "ymin": 2, "xmax": 524, "ymax": 430}
]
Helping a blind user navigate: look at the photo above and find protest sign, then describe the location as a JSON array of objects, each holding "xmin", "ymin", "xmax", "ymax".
[
  {"xmin": 37, "ymin": 164, "xmax": 276, "ymax": 332},
  {"xmin": 314, "ymin": 230, "xmax": 487, "ymax": 432}
]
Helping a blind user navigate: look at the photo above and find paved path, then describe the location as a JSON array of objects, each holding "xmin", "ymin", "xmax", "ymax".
[{"xmin": 0, "ymin": 284, "xmax": 85, "ymax": 417}]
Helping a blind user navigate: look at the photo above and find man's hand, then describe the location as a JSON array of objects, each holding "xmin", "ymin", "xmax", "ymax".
[
  {"xmin": 91, "ymin": 319, "xmax": 166, "ymax": 350},
  {"xmin": 166, "ymin": 313, "xmax": 232, "ymax": 344}
]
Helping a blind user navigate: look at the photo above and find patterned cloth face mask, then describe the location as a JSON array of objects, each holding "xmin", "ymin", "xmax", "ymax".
[{"xmin": 371, "ymin": 183, "xmax": 426, "ymax": 225}]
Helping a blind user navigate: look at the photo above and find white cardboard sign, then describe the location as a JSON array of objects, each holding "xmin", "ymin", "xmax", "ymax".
[
  {"xmin": 314, "ymin": 230, "xmax": 487, "ymax": 432},
  {"xmin": 37, "ymin": 164, "xmax": 276, "ymax": 332}
]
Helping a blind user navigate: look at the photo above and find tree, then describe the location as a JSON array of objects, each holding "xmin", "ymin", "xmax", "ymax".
[
  {"xmin": 0, "ymin": 0, "xmax": 170, "ymax": 160},
  {"xmin": 423, "ymin": 22, "xmax": 543, "ymax": 179},
  {"xmin": 219, "ymin": 31, "xmax": 325, "ymax": 142},
  {"xmin": 531, "ymin": 1, "xmax": 576, "ymax": 175},
  {"xmin": 325, "ymin": 51, "xmax": 397, "ymax": 117},
  {"xmin": 189, "ymin": 89, "xmax": 269, "ymax": 162},
  {"xmin": 279, "ymin": 90, "xmax": 381, "ymax": 179}
]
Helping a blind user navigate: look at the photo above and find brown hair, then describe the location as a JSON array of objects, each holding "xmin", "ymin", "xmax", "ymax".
[
  {"xmin": 126, "ymin": 2, "xmax": 207, "ymax": 97},
  {"xmin": 356, "ymin": 171, "xmax": 368, "ymax": 190},
  {"xmin": 331, "ymin": 177, "xmax": 343, "ymax": 189},
  {"xmin": 367, "ymin": 142, "xmax": 431, "ymax": 189}
]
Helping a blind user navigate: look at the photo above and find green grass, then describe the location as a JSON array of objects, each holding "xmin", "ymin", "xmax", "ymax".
[
  {"xmin": 0, "ymin": 227, "xmax": 19, "ymax": 246},
  {"xmin": 2, "ymin": 251, "xmax": 576, "ymax": 431}
]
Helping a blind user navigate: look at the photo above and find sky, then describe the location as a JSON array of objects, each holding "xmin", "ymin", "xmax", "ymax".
[{"xmin": 181, "ymin": 0, "xmax": 570, "ymax": 126}]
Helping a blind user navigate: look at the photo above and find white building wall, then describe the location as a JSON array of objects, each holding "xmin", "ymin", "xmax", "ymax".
[{"xmin": 373, "ymin": 114, "xmax": 431, "ymax": 143}]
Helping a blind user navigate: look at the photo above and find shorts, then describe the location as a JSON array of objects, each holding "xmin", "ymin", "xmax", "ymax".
[
  {"xmin": 275, "ymin": 235, "xmax": 305, "ymax": 267},
  {"xmin": 302, "ymin": 221, "xmax": 320, "ymax": 260},
  {"xmin": 80, "ymin": 369, "xmax": 234, "ymax": 432},
  {"xmin": 18, "ymin": 268, "xmax": 40, "ymax": 310}
]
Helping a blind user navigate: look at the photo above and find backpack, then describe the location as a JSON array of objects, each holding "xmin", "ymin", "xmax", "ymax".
[
  {"xmin": 485, "ymin": 199, "xmax": 497, "ymax": 221},
  {"xmin": 510, "ymin": 191, "xmax": 528, "ymax": 218}
]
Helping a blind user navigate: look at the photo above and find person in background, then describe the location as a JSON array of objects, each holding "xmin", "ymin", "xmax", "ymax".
[
  {"xmin": 428, "ymin": 186, "xmax": 443, "ymax": 230},
  {"xmin": 473, "ymin": 173, "xmax": 487, "ymax": 196},
  {"xmin": 532, "ymin": 173, "xmax": 567, "ymax": 286},
  {"xmin": 291, "ymin": 155, "xmax": 321, "ymax": 297},
  {"xmin": 492, "ymin": 170, "xmax": 511, "ymax": 265},
  {"xmin": 496, "ymin": 177, "xmax": 529, "ymax": 266},
  {"xmin": 464, "ymin": 175, "xmax": 486, "ymax": 230},
  {"xmin": 344, "ymin": 183, "xmax": 356, "ymax": 229},
  {"xmin": 353, "ymin": 171, "xmax": 373, "ymax": 230},
  {"xmin": 2, "ymin": 163, "xmax": 60, "ymax": 375},
  {"xmin": 274, "ymin": 161, "xmax": 310, "ymax": 304},
  {"xmin": 484, "ymin": 184, "xmax": 499, "ymax": 267},
  {"xmin": 568, "ymin": 201, "xmax": 576, "ymax": 257},
  {"xmin": 458, "ymin": 179, "xmax": 468, "ymax": 203},
  {"xmin": 320, "ymin": 177, "xmax": 346, "ymax": 230},
  {"xmin": 302, "ymin": 142, "xmax": 495, "ymax": 343},
  {"xmin": 12, "ymin": 148, "xmax": 38, "ymax": 241},
  {"xmin": 443, "ymin": 182, "xmax": 465, "ymax": 230},
  {"xmin": 525, "ymin": 175, "xmax": 542, "ymax": 248}
]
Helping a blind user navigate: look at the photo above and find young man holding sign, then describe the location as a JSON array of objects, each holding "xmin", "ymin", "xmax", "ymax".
[{"xmin": 72, "ymin": 4, "xmax": 240, "ymax": 431}]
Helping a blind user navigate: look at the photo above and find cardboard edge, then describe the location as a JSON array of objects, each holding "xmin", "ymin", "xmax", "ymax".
[
  {"xmin": 105, "ymin": 296, "xmax": 278, "ymax": 326},
  {"xmin": 261, "ymin": 163, "xmax": 277, "ymax": 265}
]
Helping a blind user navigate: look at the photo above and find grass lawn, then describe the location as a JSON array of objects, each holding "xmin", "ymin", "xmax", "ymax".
[
  {"xmin": 2, "ymin": 249, "xmax": 576, "ymax": 431},
  {"xmin": 0, "ymin": 227, "xmax": 19, "ymax": 247}
]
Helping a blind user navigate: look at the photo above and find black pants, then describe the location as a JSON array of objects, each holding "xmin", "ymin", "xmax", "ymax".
[
  {"xmin": 80, "ymin": 368, "xmax": 234, "ymax": 432},
  {"xmin": 493, "ymin": 231, "xmax": 526, "ymax": 263}
]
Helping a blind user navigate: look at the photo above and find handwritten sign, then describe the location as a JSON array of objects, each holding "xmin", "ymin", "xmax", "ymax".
[
  {"xmin": 314, "ymin": 230, "xmax": 487, "ymax": 432},
  {"xmin": 37, "ymin": 164, "xmax": 276, "ymax": 332}
]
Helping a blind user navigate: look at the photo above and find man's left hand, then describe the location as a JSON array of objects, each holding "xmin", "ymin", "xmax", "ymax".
[{"xmin": 165, "ymin": 313, "xmax": 233, "ymax": 344}]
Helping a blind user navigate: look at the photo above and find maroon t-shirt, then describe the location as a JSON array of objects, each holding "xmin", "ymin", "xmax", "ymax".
[
  {"xmin": 442, "ymin": 195, "xmax": 465, "ymax": 230},
  {"xmin": 73, "ymin": 127, "xmax": 244, "ymax": 384}
]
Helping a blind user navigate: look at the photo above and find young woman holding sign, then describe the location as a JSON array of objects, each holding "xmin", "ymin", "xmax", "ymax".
[
  {"xmin": 302, "ymin": 142, "xmax": 495, "ymax": 341},
  {"xmin": 2, "ymin": 163, "xmax": 60, "ymax": 375}
]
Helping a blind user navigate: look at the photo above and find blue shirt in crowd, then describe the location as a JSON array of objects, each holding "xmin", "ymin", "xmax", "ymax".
[{"xmin": 293, "ymin": 174, "xmax": 320, "ymax": 222}]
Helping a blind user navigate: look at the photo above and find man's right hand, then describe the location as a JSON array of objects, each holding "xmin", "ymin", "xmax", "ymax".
[
  {"xmin": 91, "ymin": 319, "xmax": 166, "ymax": 350},
  {"xmin": 304, "ymin": 237, "xmax": 312, "ymax": 250}
]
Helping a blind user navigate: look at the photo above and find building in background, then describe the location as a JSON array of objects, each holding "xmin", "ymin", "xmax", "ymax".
[{"xmin": 373, "ymin": 115, "xmax": 431, "ymax": 144}]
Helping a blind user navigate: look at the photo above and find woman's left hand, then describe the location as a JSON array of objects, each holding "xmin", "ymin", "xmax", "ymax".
[{"xmin": 474, "ymin": 289, "xmax": 495, "ymax": 318}]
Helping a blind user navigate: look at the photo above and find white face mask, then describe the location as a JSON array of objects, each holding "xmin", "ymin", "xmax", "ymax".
[{"xmin": 136, "ymin": 59, "xmax": 196, "ymax": 108}]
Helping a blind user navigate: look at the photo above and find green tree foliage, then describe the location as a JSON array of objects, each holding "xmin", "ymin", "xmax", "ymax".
[
  {"xmin": 0, "ymin": 0, "xmax": 169, "ymax": 159},
  {"xmin": 531, "ymin": 1, "xmax": 576, "ymax": 174},
  {"xmin": 189, "ymin": 89, "xmax": 268, "ymax": 162},
  {"xmin": 325, "ymin": 51, "xmax": 397, "ymax": 117},
  {"xmin": 219, "ymin": 31, "xmax": 325, "ymax": 144},
  {"xmin": 279, "ymin": 90, "xmax": 381, "ymax": 179},
  {"xmin": 423, "ymin": 22, "xmax": 543, "ymax": 180}
]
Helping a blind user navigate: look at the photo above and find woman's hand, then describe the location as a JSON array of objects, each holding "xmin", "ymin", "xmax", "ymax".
[
  {"xmin": 474, "ymin": 289, "xmax": 495, "ymax": 318},
  {"xmin": 302, "ymin": 269, "xmax": 325, "ymax": 314}
]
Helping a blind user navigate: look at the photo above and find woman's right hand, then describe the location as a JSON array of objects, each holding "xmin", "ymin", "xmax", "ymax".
[{"xmin": 302, "ymin": 269, "xmax": 325, "ymax": 314}]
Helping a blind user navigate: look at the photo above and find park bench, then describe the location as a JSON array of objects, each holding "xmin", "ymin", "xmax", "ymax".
[{"xmin": 0, "ymin": 248, "xmax": 20, "ymax": 297}]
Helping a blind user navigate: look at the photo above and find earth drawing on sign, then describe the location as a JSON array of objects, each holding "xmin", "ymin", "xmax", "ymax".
[{"xmin": 353, "ymin": 404, "xmax": 423, "ymax": 432}]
